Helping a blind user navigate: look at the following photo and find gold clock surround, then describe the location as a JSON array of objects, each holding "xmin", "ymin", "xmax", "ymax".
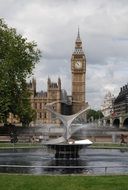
[{"xmin": 75, "ymin": 61, "xmax": 82, "ymax": 69}]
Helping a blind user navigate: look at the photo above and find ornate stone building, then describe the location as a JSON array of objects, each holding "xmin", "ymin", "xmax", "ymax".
[
  {"xmin": 101, "ymin": 91, "xmax": 115, "ymax": 117},
  {"xmin": 28, "ymin": 30, "xmax": 87, "ymax": 124},
  {"xmin": 114, "ymin": 83, "xmax": 128, "ymax": 115},
  {"xmin": 28, "ymin": 77, "xmax": 62, "ymax": 124}
]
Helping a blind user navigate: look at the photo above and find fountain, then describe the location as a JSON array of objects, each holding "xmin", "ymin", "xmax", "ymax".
[
  {"xmin": 1, "ymin": 104, "xmax": 128, "ymax": 175},
  {"xmin": 43, "ymin": 102, "xmax": 92, "ymax": 159}
]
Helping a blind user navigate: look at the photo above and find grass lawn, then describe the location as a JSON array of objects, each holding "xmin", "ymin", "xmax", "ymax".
[
  {"xmin": 0, "ymin": 142, "xmax": 128, "ymax": 149},
  {"xmin": 0, "ymin": 143, "xmax": 41, "ymax": 148},
  {"xmin": 91, "ymin": 143, "xmax": 128, "ymax": 149},
  {"xmin": 0, "ymin": 174, "xmax": 128, "ymax": 190}
]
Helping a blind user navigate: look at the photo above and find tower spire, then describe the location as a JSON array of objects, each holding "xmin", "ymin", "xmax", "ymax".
[
  {"xmin": 76, "ymin": 26, "xmax": 81, "ymax": 42},
  {"xmin": 73, "ymin": 27, "xmax": 83, "ymax": 54},
  {"xmin": 77, "ymin": 26, "xmax": 80, "ymax": 38}
]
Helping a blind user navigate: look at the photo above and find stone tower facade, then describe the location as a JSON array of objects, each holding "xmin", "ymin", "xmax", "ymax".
[
  {"xmin": 71, "ymin": 29, "xmax": 86, "ymax": 114},
  {"xmin": 28, "ymin": 29, "xmax": 87, "ymax": 124},
  {"xmin": 28, "ymin": 78, "xmax": 62, "ymax": 125},
  {"xmin": 47, "ymin": 77, "xmax": 61, "ymax": 124}
]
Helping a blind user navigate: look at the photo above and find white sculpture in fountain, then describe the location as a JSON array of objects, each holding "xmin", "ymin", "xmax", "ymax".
[{"xmin": 44, "ymin": 101, "xmax": 93, "ymax": 145}]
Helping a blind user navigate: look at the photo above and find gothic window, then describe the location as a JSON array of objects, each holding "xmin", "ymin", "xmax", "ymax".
[
  {"xmin": 40, "ymin": 103, "xmax": 42, "ymax": 109},
  {"xmin": 35, "ymin": 103, "xmax": 37, "ymax": 109},
  {"xmin": 44, "ymin": 112, "xmax": 47, "ymax": 119},
  {"xmin": 39, "ymin": 112, "xmax": 42, "ymax": 119}
]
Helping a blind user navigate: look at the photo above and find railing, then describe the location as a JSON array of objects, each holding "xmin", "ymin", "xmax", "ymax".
[{"xmin": 0, "ymin": 164, "xmax": 128, "ymax": 175}]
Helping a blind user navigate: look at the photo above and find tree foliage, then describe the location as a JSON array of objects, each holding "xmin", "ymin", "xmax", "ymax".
[
  {"xmin": 86, "ymin": 109, "xmax": 103, "ymax": 122},
  {"xmin": 0, "ymin": 18, "xmax": 41, "ymax": 124}
]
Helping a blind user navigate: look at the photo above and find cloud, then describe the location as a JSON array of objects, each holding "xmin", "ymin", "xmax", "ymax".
[{"xmin": 0, "ymin": 0, "xmax": 128, "ymax": 109}]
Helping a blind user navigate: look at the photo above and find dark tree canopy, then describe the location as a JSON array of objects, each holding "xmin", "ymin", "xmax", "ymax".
[
  {"xmin": 86, "ymin": 109, "xmax": 103, "ymax": 122},
  {"xmin": 0, "ymin": 18, "xmax": 41, "ymax": 125}
]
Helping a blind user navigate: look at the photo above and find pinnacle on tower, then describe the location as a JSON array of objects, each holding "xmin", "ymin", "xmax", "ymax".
[
  {"xmin": 74, "ymin": 27, "xmax": 83, "ymax": 54},
  {"xmin": 76, "ymin": 27, "xmax": 81, "ymax": 42}
]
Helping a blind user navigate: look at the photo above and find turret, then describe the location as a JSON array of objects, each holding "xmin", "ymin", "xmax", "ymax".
[
  {"xmin": 58, "ymin": 77, "xmax": 61, "ymax": 90},
  {"xmin": 28, "ymin": 78, "xmax": 36, "ymax": 97},
  {"xmin": 47, "ymin": 77, "xmax": 51, "ymax": 89}
]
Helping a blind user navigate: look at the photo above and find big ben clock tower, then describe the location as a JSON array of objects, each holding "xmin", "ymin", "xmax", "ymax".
[{"xmin": 71, "ymin": 29, "xmax": 87, "ymax": 114}]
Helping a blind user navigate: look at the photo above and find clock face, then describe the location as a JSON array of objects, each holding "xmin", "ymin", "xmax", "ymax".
[{"xmin": 75, "ymin": 61, "xmax": 82, "ymax": 69}]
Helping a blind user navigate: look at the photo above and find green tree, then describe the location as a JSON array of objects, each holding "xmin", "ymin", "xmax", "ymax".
[
  {"xmin": 86, "ymin": 109, "xmax": 103, "ymax": 122},
  {"xmin": 0, "ymin": 18, "xmax": 41, "ymax": 125}
]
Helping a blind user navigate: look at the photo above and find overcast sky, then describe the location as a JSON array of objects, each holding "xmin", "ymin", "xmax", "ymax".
[{"xmin": 1, "ymin": 0, "xmax": 128, "ymax": 109}]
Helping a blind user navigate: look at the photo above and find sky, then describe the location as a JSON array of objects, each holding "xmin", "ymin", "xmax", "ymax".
[{"xmin": 1, "ymin": 0, "xmax": 128, "ymax": 109}]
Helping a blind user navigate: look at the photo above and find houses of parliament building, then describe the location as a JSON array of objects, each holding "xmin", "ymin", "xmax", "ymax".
[{"xmin": 28, "ymin": 30, "xmax": 88, "ymax": 124}]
